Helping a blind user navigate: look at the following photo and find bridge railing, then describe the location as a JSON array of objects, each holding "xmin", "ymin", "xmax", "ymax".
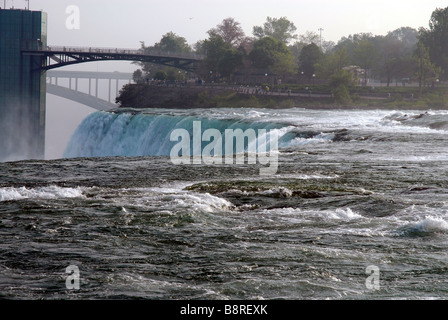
[{"xmin": 37, "ymin": 46, "xmax": 205, "ymax": 60}]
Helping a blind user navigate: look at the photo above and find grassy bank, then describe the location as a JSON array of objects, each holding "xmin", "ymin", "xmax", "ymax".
[{"xmin": 350, "ymin": 87, "xmax": 448, "ymax": 110}]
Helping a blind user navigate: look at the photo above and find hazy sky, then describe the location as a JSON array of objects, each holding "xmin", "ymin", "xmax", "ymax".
[
  {"xmin": 23, "ymin": 0, "xmax": 446, "ymax": 44},
  {"xmin": 16, "ymin": 0, "xmax": 447, "ymax": 72}
]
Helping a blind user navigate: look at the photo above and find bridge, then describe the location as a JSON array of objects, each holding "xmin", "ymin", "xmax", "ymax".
[
  {"xmin": 23, "ymin": 46, "xmax": 204, "ymax": 73},
  {"xmin": 46, "ymin": 70, "xmax": 134, "ymax": 111},
  {"xmin": 35, "ymin": 47, "xmax": 205, "ymax": 111}
]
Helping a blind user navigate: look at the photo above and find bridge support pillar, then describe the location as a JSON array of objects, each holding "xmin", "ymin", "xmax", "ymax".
[
  {"xmin": 109, "ymin": 79, "xmax": 112, "ymax": 102},
  {"xmin": 0, "ymin": 9, "xmax": 47, "ymax": 161},
  {"xmin": 96, "ymin": 77, "xmax": 99, "ymax": 98}
]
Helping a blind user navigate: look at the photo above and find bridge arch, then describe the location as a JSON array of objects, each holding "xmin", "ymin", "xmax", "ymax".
[{"xmin": 45, "ymin": 70, "xmax": 134, "ymax": 111}]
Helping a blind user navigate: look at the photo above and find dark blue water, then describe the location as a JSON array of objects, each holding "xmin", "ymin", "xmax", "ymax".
[{"xmin": 1, "ymin": 108, "xmax": 448, "ymax": 299}]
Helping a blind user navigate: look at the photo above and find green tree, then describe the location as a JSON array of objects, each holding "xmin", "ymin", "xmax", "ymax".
[
  {"xmin": 380, "ymin": 36, "xmax": 406, "ymax": 86},
  {"xmin": 135, "ymin": 32, "xmax": 192, "ymax": 80},
  {"xmin": 329, "ymin": 70, "xmax": 355, "ymax": 104},
  {"xmin": 353, "ymin": 38, "xmax": 379, "ymax": 86},
  {"xmin": 387, "ymin": 27, "xmax": 418, "ymax": 49},
  {"xmin": 315, "ymin": 47, "xmax": 349, "ymax": 79},
  {"xmin": 379, "ymin": 28, "xmax": 417, "ymax": 86},
  {"xmin": 154, "ymin": 70, "xmax": 167, "ymax": 80},
  {"xmin": 249, "ymin": 36, "xmax": 297, "ymax": 76},
  {"xmin": 298, "ymin": 43, "xmax": 323, "ymax": 80},
  {"xmin": 414, "ymin": 42, "xmax": 441, "ymax": 97},
  {"xmin": 200, "ymin": 34, "xmax": 228, "ymax": 81},
  {"xmin": 217, "ymin": 48, "xmax": 244, "ymax": 81},
  {"xmin": 333, "ymin": 33, "xmax": 373, "ymax": 62},
  {"xmin": 253, "ymin": 17, "xmax": 298, "ymax": 44},
  {"xmin": 418, "ymin": 7, "xmax": 448, "ymax": 80},
  {"xmin": 133, "ymin": 69, "xmax": 143, "ymax": 83},
  {"xmin": 151, "ymin": 31, "xmax": 192, "ymax": 54},
  {"xmin": 198, "ymin": 34, "xmax": 243, "ymax": 82}
]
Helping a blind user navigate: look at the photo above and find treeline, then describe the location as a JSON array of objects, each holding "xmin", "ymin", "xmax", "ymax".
[{"xmin": 133, "ymin": 7, "xmax": 448, "ymax": 103}]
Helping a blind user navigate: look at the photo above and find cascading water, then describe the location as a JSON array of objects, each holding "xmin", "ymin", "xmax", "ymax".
[{"xmin": 63, "ymin": 110, "xmax": 335, "ymax": 158}]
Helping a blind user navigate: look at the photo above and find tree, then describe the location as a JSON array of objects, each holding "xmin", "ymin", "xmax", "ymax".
[
  {"xmin": 387, "ymin": 27, "xmax": 418, "ymax": 49},
  {"xmin": 379, "ymin": 27, "xmax": 418, "ymax": 86},
  {"xmin": 200, "ymin": 34, "xmax": 228, "ymax": 80},
  {"xmin": 298, "ymin": 31, "xmax": 320, "ymax": 45},
  {"xmin": 353, "ymin": 38, "xmax": 379, "ymax": 86},
  {"xmin": 217, "ymin": 48, "xmax": 244, "ymax": 81},
  {"xmin": 418, "ymin": 7, "xmax": 448, "ymax": 80},
  {"xmin": 333, "ymin": 33, "xmax": 374, "ymax": 60},
  {"xmin": 298, "ymin": 43, "xmax": 323, "ymax": 79},
  {"xmin": 249, "ymin": 36, "xmax": 297, "ymax": 78},
  {"xmin": 151, "ymin": 31, "xmax": 192, "ymax": 54},
  {"xmin": 329, "ymin": 70, "xmax": 355, "ymax": 104},
  {"xmin": 154, "ymin": 70, "xmax": 167, "ymax": 80},
  {"xmin": 253, "ymin": 17, "xmax": 298, "ymax": 44},
  {"xmin": 208, "ymin": 17, "xmax": 246, "ymax": 47},
  {"xmin": 133, "ymin": 69, "xmax": 143, "ymax": 83},
  {"xmin": 414, "ymin": 42, "xmax": 441, "ymax": 97},
  {"xmin": 198, "ymin": 34, "xmax": 244, "ymax": 82},
  {"xmin": 315, "ymin": 47, "xmax": 349, "ymax": 79},
  {"xmin": 135, "ymin": 32, "xmax": 192, "ymax": 79},
  {"xmin": 377, "ymin": 34, "xmax": 414, "ymax": 86},
  {"xmin": 291, "ymin": 30, "xmax": 334, "ymax": 61},
  {"xmin": 270, "ymin": 50, "xmax": 298, "ymax": 77},
  {"xmin": 289, "ymin": 31, "xmax": 320, "ymax": 61}
]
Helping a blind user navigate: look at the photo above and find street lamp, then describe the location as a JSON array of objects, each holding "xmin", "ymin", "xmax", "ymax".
[{"xmin": 318, "ymin": 28, "xmax": 324, "ymax": 50}]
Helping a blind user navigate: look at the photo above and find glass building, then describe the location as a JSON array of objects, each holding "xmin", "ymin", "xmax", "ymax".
[{"xmin": 0, "ymin": 9, "xmax": 47, "ymax": 161}]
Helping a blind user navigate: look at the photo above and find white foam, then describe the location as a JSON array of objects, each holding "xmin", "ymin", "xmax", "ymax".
[
  {"xmin": 321, "ymin": 208, "xmax": 363, "ymax": 220},
  {"xmin": 0, "ymin": 186, "xmax": 85, "ymax": 202},
  {"xmin": 261, "ymin": 187, "xmax": 293, "ymax": 197},
  {"xmin": 289, "ymin": 132, "xmax": 335, "ymax": 146},
  {"xmin": 279, "ymin": 173, "xmax": 340, "ymax": 180},
  {"xmin": 405, "ymin": 216, "xmax": 448, "ymax": 234},
  {"xmin": 130, "ymin": 187, "xmax": 233, "ymax": 213},
  {"xmin": 168, "ymin": 192, "xmax": 233, "ymax": 213},
  {"xmin": 266, "ymin": 207, "xmax": 363, "ymax": 222}
]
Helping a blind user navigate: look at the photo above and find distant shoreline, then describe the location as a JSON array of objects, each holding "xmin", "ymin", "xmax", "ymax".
[{"xmin": 115, "ymin": 84, "xmax": 448, "ymax": 110}]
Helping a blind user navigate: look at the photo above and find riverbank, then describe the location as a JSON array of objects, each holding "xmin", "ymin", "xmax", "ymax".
[{"xmin": 115, "ymin": 83, "xmax": 448, "ymax": 110}]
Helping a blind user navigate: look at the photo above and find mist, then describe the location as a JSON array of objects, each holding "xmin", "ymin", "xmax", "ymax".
[{"xmin": 45, "ymin": 94, "xmax": 94, "ymax": 160}]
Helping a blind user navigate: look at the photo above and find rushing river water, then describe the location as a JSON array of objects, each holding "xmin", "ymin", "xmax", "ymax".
[{"xmin": 1, "ymin": 107, "xmax": 448, "ymax": 300}]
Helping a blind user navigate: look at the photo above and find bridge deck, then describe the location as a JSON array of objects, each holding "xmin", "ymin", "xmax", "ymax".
[{"xmin": 22, "ymin": 46, "xmax": 205, "ymax": 72}]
